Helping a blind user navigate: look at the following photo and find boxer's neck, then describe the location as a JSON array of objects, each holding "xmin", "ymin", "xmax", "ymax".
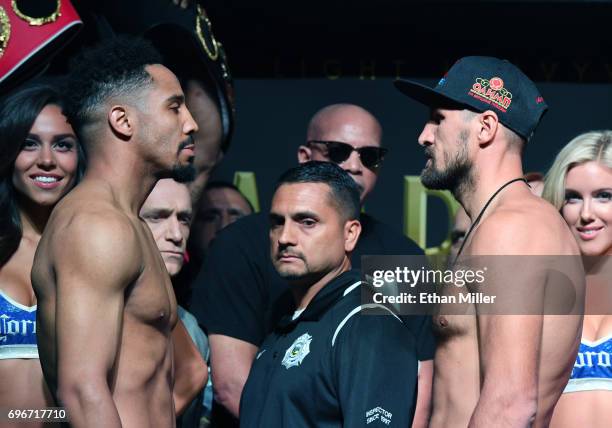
[
  {"xmin": 459, "ymin": 147, "xmax": 525, "ymax": 222},
  {"xmin": 83, "ymin": 141, "xmax": 160, "ymax": 215}
]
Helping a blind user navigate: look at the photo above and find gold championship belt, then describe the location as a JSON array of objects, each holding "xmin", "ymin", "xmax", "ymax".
[{"xmin": 0, "ymin": 0, "xmax": 82, "ymax": 91}]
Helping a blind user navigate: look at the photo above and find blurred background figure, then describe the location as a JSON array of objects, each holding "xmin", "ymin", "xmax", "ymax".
[
  {"xmin": 181, "ymin": 78, "xmax": 227, "ymax": 204},
  {"xmin": 447, "ymin": 206, "xmax": 471, "ymax": 267},
  {"xmin": 525, "ymin": 171, "xmax": 545, "ymax": 197},
  {"xmin": 190, "ymin": 181, "xmax": 254, "ymax": 259},
  {"xmin": 544, "ymin": 130, "xmax": 612, "ymax": 428},
  {"xmin": 173, "ymin": 181, "xmax": 254, "ymax": 311},
  {"xmin": 0, "ymin": 82, "xmax": 84, "ymax": 428},
  {"xmin": 140, "ymin": 178, "xmax": 210, "ymax": 428}
]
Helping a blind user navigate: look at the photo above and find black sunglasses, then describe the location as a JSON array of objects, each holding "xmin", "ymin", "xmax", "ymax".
[{"xmin": 306, "ymin": 140, "xmax": 388, "ymax": 169}]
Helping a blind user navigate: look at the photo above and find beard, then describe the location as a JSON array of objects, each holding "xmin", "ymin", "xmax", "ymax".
[
  {"xmin": 156, "ymin": 162, "xmax": 196, "ymax": 183},
  {"xmin": 421, "ymin": 129, "xmax": 473, "ymax": 195},
  {"xmin": 172, "ymin": 137, "xmax": 196, "ymax": 182},
  {"xmin": 170, "ymin": 163, "xmax": 196, "ymax": 183},
  {"xmin": 158, "ymin": 137, "xmax": 197, "ymax": 182}
]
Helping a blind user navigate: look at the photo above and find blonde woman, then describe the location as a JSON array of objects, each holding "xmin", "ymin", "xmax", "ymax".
[{"xmin": 544, "ymin": 131, "xmax": 612, "ymax": 428}]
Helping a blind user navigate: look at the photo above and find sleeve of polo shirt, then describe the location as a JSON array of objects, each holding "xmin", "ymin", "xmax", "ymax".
[
  {"xmin": 190, "ymin": 218, "xmax": 267, "ymax": 346},
  {"xmin": 415, "ymin": 315, "xmax": 436, "ymax": 361},
  {"xmin": 332, "ymin": 314, "xmax": 418, "ymax": 427}
]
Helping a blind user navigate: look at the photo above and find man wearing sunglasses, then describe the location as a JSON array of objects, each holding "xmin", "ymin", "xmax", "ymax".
[
  {"xmin": 191, "ymin": 103, "xmax": 434, "ymax": 427},
  {"xmin": 298, "ymin": 104, "xmax": 387, "ymax": 203}
]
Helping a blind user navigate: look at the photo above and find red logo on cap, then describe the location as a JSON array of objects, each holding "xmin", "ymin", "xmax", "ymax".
[
  {"xmin": 536, "ymin": 96, "xmax": 544, "ymax": 104},
  {"xmin": 489, "ymin": 77, "xmax": 504, "ymax": 91},
  {"xmin": 469, "ymin": 77, "xmax": 513, "ymax": 112}
]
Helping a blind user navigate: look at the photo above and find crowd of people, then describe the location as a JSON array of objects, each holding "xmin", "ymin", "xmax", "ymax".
[{"xmin": 0, "ymin": 2, "xmax": 611, "ymax": 428}]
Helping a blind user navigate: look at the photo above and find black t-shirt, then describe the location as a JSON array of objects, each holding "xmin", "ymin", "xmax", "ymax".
[
  {"xmin": 240, "ymin": 270, "xmax": 418, "ymax": 428},
  {"xmin": 191, "ymin": 212, "xmax": 435, "ymax": 361}
]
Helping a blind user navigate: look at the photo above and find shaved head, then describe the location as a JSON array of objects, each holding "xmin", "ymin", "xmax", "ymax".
[
  {"xmin": 301, "ymin": 103, "xmax": 383, "ymax": 203},
  {"xmin": 307, "ymin": 104, "xmax": 382, "ymax": 143}
]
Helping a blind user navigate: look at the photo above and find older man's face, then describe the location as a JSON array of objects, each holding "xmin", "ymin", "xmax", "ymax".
[{"xmin": 141, "ymin": 178, "xmax": 193, "ymax": 276}]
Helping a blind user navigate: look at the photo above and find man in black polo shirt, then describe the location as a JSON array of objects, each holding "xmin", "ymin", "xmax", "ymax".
[
  {"xmin": 191, "ymin": 104, "xmax": 434, "ymax": 426},
  {"xmin": 240, "ymin": 161, "xmax": 417, "ymax": 427}
]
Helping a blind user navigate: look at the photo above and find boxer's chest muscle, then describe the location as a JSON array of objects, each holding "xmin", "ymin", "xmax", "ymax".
[{"xmin": 125, "ymin": 227, "xmax": 177, "ymax": 330}]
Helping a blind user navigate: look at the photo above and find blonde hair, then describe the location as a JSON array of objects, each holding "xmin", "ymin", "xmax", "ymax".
[{"xmin": 543, "ymin": 131, "xmax": 612, "ymax": 209}]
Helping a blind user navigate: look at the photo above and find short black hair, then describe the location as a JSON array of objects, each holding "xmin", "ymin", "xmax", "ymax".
[
  {"xmin": 275, "ymin": 161, "xmax": 360, "ymax": 220},
  {"xmin": 65, "ymin": 35, "xmax": 163, "ymax": 141}
]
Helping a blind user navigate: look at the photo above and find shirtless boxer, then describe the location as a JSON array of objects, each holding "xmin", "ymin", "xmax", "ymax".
[
  {"xmin": 31, "ymin": 36, "xmax": 198, "ymax": 427},
  {"xmin": 140, "ymin": 178, "xmax": 209, "ymax": 425},
  {"xmin": 395, "ymin": 57, "xmax": 584, "ymax": 427}
]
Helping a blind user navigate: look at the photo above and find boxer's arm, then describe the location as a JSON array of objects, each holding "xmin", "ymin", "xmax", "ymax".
[
  {"xmin": 470, "ymin": 314, "xmax": 541, "ymax": 427},
  {"xmin": 53, "ymin": 215, "xmax": 140, "ymax": 428},
  {"xmin": 468, "ymin": 218, "xmax": 545, "ymax": 427},
  {"xmin": 172, "ymin": 319, "xmax": 208, "ymax": 415},
  {"xmin": 412, "ymin": 360, "xmax": 433, "ymax": 428},
  {"xmin": 209, "ymin": 334, "xmax": 257, "ymax": 418},
  {"xmin": 413, "ymin": 316, "xmax": 436, "ymax": 428}
]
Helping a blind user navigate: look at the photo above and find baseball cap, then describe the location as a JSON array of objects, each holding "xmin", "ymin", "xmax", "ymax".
[{"xmin": 394, "ymin": 56, "xmax": 548, "ymax": 141}]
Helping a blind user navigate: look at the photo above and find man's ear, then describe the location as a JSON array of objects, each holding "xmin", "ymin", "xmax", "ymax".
[
  {"xmin": 476, "ymin": 110, "xmax": 499, "ymax": 147},
  {"xmin": 297, "ymin": 145, "xmax": 312, "ymax": 164},
  {"xmin": 108, "ymin": 105, "xmax": 133, "ymax": 140},
  {"xmin": 344, "ymin": 219, "xmax": 362, "ymax": 253}
]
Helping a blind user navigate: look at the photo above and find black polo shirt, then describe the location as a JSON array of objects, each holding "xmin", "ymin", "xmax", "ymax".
[
  {"xmin": 239, "ymin": 270, "xmax": 418, "ymax": 428},
  {"xmin": 191, "ymin": 212, "xmax": 434, "ymax": 361}
]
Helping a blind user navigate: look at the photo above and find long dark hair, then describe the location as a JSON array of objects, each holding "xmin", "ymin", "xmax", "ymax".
[{"xmin": 0, "ymin": 81, "xmax": 86, "ymax": 266}]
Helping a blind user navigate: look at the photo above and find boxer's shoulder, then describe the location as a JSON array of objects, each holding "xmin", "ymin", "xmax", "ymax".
[
  {"xmin": 46, "ymin": 206, "xmax": 143, "ymax": 287},
  {"xmin": 470, "ymin": 200, "xmax": 565, "ymax": 255}
]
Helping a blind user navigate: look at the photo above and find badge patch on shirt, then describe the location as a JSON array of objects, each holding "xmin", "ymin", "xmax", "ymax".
[
  {"xmin": 282, "ymin": 333, "xmax": 312, "ymax": 369},
  {"xmin": 366, "ymin": 407, "xmax": 393, "ymax": 425}
]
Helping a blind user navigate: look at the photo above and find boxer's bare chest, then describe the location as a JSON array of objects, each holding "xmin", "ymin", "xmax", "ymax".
[
  {"xmin": 124, "ymin": 223, "xmax": 177, "ymax": 331},
  {"xmin": 432, "ymin": 279, "xmax": 477, "ymax": 344}
]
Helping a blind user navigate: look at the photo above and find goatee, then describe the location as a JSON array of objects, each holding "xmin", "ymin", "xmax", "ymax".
[
  {"xmin": 171, "ymin": 163, "xmax": 196, "ymax": 183},
  {"xmin": 157, "ymin": 163, "xmax": 196, "ymax": 183}
]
